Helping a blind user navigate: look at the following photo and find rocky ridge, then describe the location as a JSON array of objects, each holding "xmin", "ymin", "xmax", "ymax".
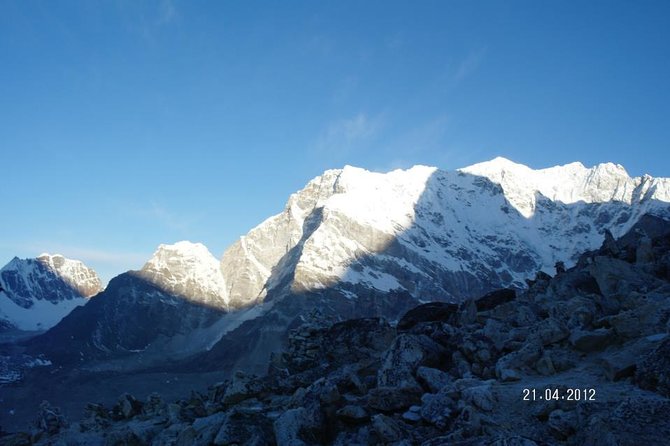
[{"xmin": 7, "ymin": 214, "xmax": 670, "ymax": 445}]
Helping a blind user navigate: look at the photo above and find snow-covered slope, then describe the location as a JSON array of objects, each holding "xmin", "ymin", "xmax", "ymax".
[
  {"xmin": 0, "ymin": 254, "xmax": 102, "ymax": 331},
  {"xmin": 219, "ymin": 158, "xmax": 670, "ymax": 304},
  {"xmin": 26, "ymin": 158, "xmax": 670, "ymax": 371},
  {"xmin": 137, "ymin": 241, "xmax": 229, "ymax": 309}
]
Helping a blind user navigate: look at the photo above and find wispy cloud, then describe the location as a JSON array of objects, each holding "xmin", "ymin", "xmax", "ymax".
[
  {"xmin": 157, "ymin": 0, "xmax": 178, "ymax": 25},
  {"xmin": 124, "ymin": 201, "xmax": 201, "ymax": 234},
  {"xmin": 315, "ymin": 113, "xmax": 385, "ymax": 154},
  {"xmin": 453, "ymin": 48, "xmax": 487, "ymax": 82}
]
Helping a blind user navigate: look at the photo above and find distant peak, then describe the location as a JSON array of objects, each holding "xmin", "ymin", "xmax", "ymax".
[
  {"xmin": 592, "ymin": 161, "xmax": 629, "ymax": 177},
  {"xmin": 461, "ymin": 157, "xmax": 530, "ymax": 173},
  {"xmin": 145, "ymin": 241, "xmax": 219, "ymax": 268},
  {"xmin": 157, "ymin": 240, "xmax": 209, "ymax": 252}
]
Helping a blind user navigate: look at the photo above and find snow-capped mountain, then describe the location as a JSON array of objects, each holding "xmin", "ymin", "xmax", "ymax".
[
  {"xmin": 0, "ymin": 254, "xmax": 102, "ymax": 331},
  {"xmin": 25, "ymin": 243, "xmax": 231, "ymax": 364},
  {"xmin": 219, "ymin": 157, "xmax": 670, "ymax": 305},
  {"xmin": 27, "ymin": 158, "xmax": 670, "ymax": 370},
  {"xmin": 138, "ymin": 241, "xmax": 229, "ymax": 309}
]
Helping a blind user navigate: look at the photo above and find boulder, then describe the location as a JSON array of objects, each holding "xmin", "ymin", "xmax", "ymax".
[
  {"xmin": 416, "ymin": 366, "xmax": 453, "ymax": 393},
  {"xmin": 475, "ymin": 289, "xmax": 516, "ymax": 312},
  {"xmin": 371, "ymin": 414, "xmax": 404, "ymax": 442},
  {"xmin": 223, "ymin": 371, "xmax": 263, "ymax": 406},
  {"xmin": 569, "ymin": 328, "xmax": 613, "ymax": 352},
  {"xmin": 273, "ymin": 408, "xmax": 310, "ymax": 446},
  {"xmin": 636, "ymin": 337, "xmax": 670, "ymax": 397},
  {"xmin": 214, "ymin": 410, "xmax": 272, "ymax": 445},
  {"xmin": 547, "ymin": 409, "xmax": 577, "ymax": 439},
  {"xmin": 367, "ymin": 386, "xmax": 422, "ymax": 412},
  {"xmin": 112, "ymin": 393, "xmax": 142, "ymax": 420},
  {"xmin": 397, "ymin": 302, "xmax": 459, "ymax": 331},
  {"xmin": 461, "ymin": 383, "xmax": 496, "ymax": 412},
  {"xmin": 495, "ymin": 336, "xmax": 542, "ymax": 381},
  {"xmin": 336, "ymin": 405, "xmax": 369, "ymax": 423},
  {"xmin": 34, "ymin": 400, "xmax": 68, "ymax": 436},
  {"xmin": 324, "ymin": 318, "xmax": 396, "ymax": 366},
  {"xmin": 377, "ymin": 334, "xmax": 445, "ymax": 388},
  {"xmin": 420, "ymin": 390, "xmax": 456, "ymax": 428}
]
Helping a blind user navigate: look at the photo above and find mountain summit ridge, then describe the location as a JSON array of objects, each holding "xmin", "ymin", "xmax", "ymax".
[{"xmin": 215, "ymin": 158, "xmax": 670, "ymax": 306}]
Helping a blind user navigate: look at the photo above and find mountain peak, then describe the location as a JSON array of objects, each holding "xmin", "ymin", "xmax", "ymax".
[
  {"xmin": 140, "ymin": 241, "xmax": 229, "ymax": 308},
  {"xmin": 0, "ymin": 254, "xmax": 102, "ymax": 330}
]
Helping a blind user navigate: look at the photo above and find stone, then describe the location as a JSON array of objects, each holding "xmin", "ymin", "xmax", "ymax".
[
  {"xmin": 324, "ymin": 318, "xmax": 396, "ymax": 367},
  {"xmin": 214, "ymin": 411, "xmax": 271, "ymax": 446},
  {"xmin": 636, "ymin": 338, "xmax": 670, "ymax": 397},
  {"xmin": 588, "ymin": 256, "xmax": 661, "ymax": 297},
  {"xmin": 420, "ymin": 391, "xmax": 455, "ymax": 428},
  {"xmin": 143, "ymin": 393, "xmax": 166, "ymax": 417},
  {"xmin": 188, "ymin": 412, "xmax": 227, "ymax": 446},
  {"xmin": 34, "ymin": 400, "xmax": 68, "ymax": 436},
  {"xmin": 377, "ymin": 334, "xmax": 445, "ymax": 388},
  {"xmin": 532, "ymin": 317, "xmax": 569, "ymax": 346},
  {"xmin": 273, "ymin": 408, "xmax": 310, "ymax": 446},
  {"xmin": 112, "ymin": 393, "xmax": 143, "ymax": 420},
  {"xmin": 371, "ymin": 414, "xmax": 404, "ymax": 442},
  {"xmin": 80, "ymin": 403, "xmax": 110, "ymax": 432},
  {"xmin": 495, "ymin": 336, "xmax": 542, "ymax": 381},
  {"xmin": 535, "ymin": 352, "xmax": 556, "ymax": 376},
  {"xmin": 416, "ymin": 366, "xmax": 453, "ymax": 393},
  {"xmin": 461, "ymin": 384, "xmax": 496, "ymax": 412},
  {"xmin": 367, "ymin": 386, "xmax": 422, "ymax": 412},
  {"xmin": 336, "ymin": 405, "xmax": 369, "ymax": 423},
  {"xmin": 458, "ymin": 299, "xmax": 477, "ymax": 325},
  {"xmin": 223, "ymin": 371, "xmax": 263, "ymax": 406},
  {"xmin": 548, "ymin": 409, "xmax": 577, "ymax": 439},
  {"xmin": 397, "ymin": 302, "xmax": 459, "ymax": 330},
  {"xmin": 569, "ymin": 328, "xmax": 613, "ymax": 352},
  {"xmin": 475, "ymin": 288, "xmax": 517, "ymax": 312}
]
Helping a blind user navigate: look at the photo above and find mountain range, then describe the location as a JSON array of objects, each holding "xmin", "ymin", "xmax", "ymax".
[{"xmin": 3, "ymin": 157, "xmax": 670, "ymax": 372}]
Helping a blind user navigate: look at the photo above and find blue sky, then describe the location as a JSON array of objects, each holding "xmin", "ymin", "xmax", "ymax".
[{"xmin": 1, "ymin": 0, "xmax": 669, "ymax": 282}]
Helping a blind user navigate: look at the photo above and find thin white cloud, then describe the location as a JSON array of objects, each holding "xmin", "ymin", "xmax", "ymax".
[
  {"xmin": 453, "ymin": 48, "xmax": 487, "ymax": 82},
  {"xmin": 315, "ymin": 113, "xmax": 385, "ymax": 154},
  {"xmin": 125, "ymin": 201, "xmax": 201, "ymax": 233},
  {"xmin": 157, "ymin": 0, "xmax": 178, "ymax": 25}
]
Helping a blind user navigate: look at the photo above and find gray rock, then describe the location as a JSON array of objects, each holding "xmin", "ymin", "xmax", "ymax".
[
  {"xmin": 420, "ymin": 391, "xmax": 455, "ymax": 428},
  {"xmin": 532, "ymin": 317, "xmax": 569, "ymax": 346},
  {"xmin": 569, "ymin": 328, "xmax": 613, "ymax": 352},
  {"xmin": 495, "ymin": 336, "xmax": 542, "ymax": 381},
  {"xmin": 113, "ymin": 393, "xmax": 142, "ymax": 420},
  {"xmin": 188, "ymin": 412, "xmax": 227, "ymax": 446},
  {"xmin": 367, "ymin": 386, "xmax": 422, "ymax": 412},
  {"xmin": 336, "ymin": 405, "xmax": 369, "ymax": 423},
  {"xmin": 416, "ymin": 366, "xmax": 453, "ymax": 393},
  {"xmin": 273, "ymin": 408, "xmax": 309, "ymax": 446},
  {"xmin": 535, "ymin": 352, "xmax": 556, "ymax": 375},
  {"xmin": 223, "ymin": 371, "xmax": 263, "ymax": 406},
  {"xmin": 461, "ymin": 384, "xmax": 496, "ymax": 412},
  {"xmin": 214, "ymin": 411, "xmax": 271, "ymax": 445},
  {"xmin": 377, "ymin": 334, "xmax": 445, "ymax": 388},
  {"xmin": 636, "ymin": 337, "xmax": 670, "ymax": 397},
  {"xmin": 34, "ymin": 400, "xmax": 68, "ymax": 436},
  {"xmin": 548, "ymin": 409, "xmax": 577, "ymax": 438},
  {"xmin": 371, "ymin": 414, "xmax": 404, "ymax": 442}
]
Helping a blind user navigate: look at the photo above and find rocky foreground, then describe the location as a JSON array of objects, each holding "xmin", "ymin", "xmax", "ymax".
[{"xmin": 3, "ymin": 215, "xmax": 670, "ymax": 445}]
